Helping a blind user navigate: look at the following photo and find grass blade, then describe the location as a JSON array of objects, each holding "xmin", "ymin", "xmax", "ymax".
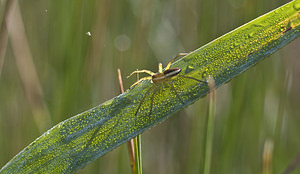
[
  {"xmin": 203, "ymin": 77, "xmax": 216, "ymax": 174},
  {"xmin": 1, "ymin": 0, "xmax": 300, "ymax": 173}
]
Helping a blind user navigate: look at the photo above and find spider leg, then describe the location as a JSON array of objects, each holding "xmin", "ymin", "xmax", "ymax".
[
  {"xmin": 127, "ymin": 70, "xmax": 155, "ymax": 78},
  {"xmin": 129, "ymin": 76, "xmax": 152, "ymax": 89},
  {"xmin": 149, "ymin": 87, "xmax": 159, "ymax": 116},
  {"xmin": 135, "ymin": 85, "xmax": 157, "ymax": 116},
  {"xmin": 168, "ymin": 82, "xmax": 184, "ymax": 105},
  {"xmin": 158, "ymin": 63, "xmax": 163, "ymax": 73},
  {"xmin": 165, "ymin": 53, "xmax": 188, "ymax": 70},
  {"xmin": 177, "ymin": 75, "xmax": 207, "ymax": 83}
]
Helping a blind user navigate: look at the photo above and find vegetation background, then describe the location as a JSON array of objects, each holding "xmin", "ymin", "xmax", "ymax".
[{"xmin": 0, "ymin": 0, "xmax": 300, "ymax": 173}]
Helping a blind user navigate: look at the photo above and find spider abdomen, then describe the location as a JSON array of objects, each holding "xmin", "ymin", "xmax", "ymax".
[
  {"xmin": 152, "ymin": 68, "xmax": 182, "ymax": 84},
  {"xmin": 163, "ymin": 68, "xmax": 182, "ymax": 78}
]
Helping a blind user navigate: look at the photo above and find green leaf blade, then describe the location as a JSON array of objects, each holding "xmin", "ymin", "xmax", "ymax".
[{"xmin": 1, "ymin": 0, "xmax": 300, "ymax": 173}]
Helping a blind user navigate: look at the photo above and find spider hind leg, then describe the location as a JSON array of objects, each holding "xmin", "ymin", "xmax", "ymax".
[
  {"xmin": 168, "ymin": 82, "xmax": 184, "ymax": 105},
  {"xmin": 149, "ymin": 87, "xmax": 159, "ymax": 116},
  {"xmin": 177, "ymin": 75, "xmax": 207, "ymax": 83},
  {"xmin": 135, "ymin": 85, "xmax": 157, "ymax": 116}
]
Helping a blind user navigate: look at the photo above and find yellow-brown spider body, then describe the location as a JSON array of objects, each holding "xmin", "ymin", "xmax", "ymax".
[
  {"xmin": 127, "ymin": 53, "xmax": 206, "ymax": 116},
  {"xmin": 152, "ymin": 68, "xmax": 182, "ymax": 84}
]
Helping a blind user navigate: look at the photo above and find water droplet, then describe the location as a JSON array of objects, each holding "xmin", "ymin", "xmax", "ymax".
[
  {"xmin": 253, "ymin": 23, "xmax": 267, "ymax": 28},
  {"xmin": 233, "ymin": 40, "xmax": 241, "ymax": 47},
  {"xmin": 184, "ymin": 65, "xmax": 195, "ymax": 74},
  {"xmin": 293, "ymin": 1, "xmax": 300, "ymax": 11},
  {"xmin": 86, "ymin": 31, "xmax": 91, "ymax": 36}
]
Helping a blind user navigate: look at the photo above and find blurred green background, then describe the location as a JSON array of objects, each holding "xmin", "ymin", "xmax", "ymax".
[{"xmin": 1, "ymin": 0, "xmax": 300, "ymax": 173}]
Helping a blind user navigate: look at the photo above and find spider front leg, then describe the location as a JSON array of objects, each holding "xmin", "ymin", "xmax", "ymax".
[
  {"xmin": 165, "ymin": 53, "xmax": 188, "ymax": 70},
  {"xmin": 127, "ymin": 69, "xmax": 155, "ymax": 89},
  {"xmin": 128, "ymin": 76, "xmax": 152, "ymax": 89},
  {"xmin": 127, "ymin": 69, "xmax": 155, "ymax": 78}
]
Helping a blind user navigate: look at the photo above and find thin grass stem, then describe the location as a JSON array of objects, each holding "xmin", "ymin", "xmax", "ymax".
[
  {"xmin": 203, "ymin": 76, "xmax": 216, "ymax": 174},
  {"xmin": 118, "ymin": 69, "xmax": 135, "ymax": 174},
  {"xmin": 134, "ymin": 69, "xmax": 142, "ymax": 174}
]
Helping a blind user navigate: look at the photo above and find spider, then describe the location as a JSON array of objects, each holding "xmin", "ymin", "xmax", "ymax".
[{"xmin": 127, "ymin": 53, "xmax": 207, "ymax": 116}]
